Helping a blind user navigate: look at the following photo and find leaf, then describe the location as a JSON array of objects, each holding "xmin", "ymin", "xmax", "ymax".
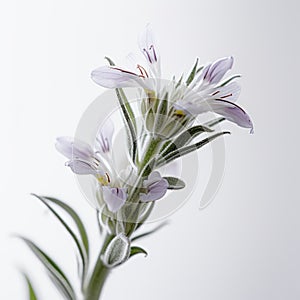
[
  {"xmin": 102, "ymin": 234, "xmax": 131, "ymax": 268},
  {"xmin": 145, "ymin": 108, "xmax": 155, "ymax": 132},
  {"xmin": 154, "ymin": 98, "xmax": 168, "ymax": 132},
  {"xmin": 32, "ymin": 194, "xmax": 88, "ymax": 285},
  {"xmin": 160, "ymin": 125, "xmax": 213, "ymax": 157},
  {"xmin": 175, "ymin": 74, "xmax": 184, "ymax": 88},
  {"xmin": 219, "ymin": 75, "xmax": 241, "ymax": 87},
  {"xmin": 42, "ymin": 196, "xmax": 89, "ymax": 259},
  {"xmin": 105, "ymin": 56, "xmax": 137, "ymax": 162},
  {"xmin": 204, "ymin": 117, "xmax": 226, "ymax": 127},
  {"xmin": 164, "ymin": 177, "xmax": 186, "ymax": 190},
  {"xmin": 132, "ymin": 221, "xmax": 168, "ymax": 241},
  {"xmin": 157, "ymin": 132, "xmax": 230, "ymax": 167},
  {"xmin": 129, "ymin": 246, "xmax": 148, "ymax": 258},
  {"xmin": 186, "ymin": 58, "xmax": 199, "ymax": 86},
  {"xmin": 20, "ymin": 237, "xmax": 76, "ymax": 300},
  {"xmin": 24, "ymin": 274, "xmax": 38, "ymax": 300}
]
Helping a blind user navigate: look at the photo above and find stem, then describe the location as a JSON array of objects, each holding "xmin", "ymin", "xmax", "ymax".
[
  {"xmin": 84, "ymin": 235, "xmax": 114, "ymax": 300},
  {"xmin": 139, "ymin": 137, "xmax": 161, "ymax": 174}
]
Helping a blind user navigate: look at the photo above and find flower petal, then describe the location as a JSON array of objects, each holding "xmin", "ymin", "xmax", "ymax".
[
  {"xmin": 140, "ymin": 171, "xmax": 169, "ymax": 202},
  {"xmin": 205, "ymin": 56, "xmax": 234, "ymax": 84},
  {"xmin": 91, "ymin": 66, "xmax": 142, "ymax": 88},
  {"xmin": 66, "ymin": 159, "xmax": 98, "ymax": 175},
  {"xmin": 212, "ymin": 81, "xmax": 241, "ymax": 102},
  {"xmin": 102, "ymin": 186, "xmax": 127, "ymax": 213},
  {"xmin": 56, "ymin": 137, "xmax": 94, "ymax": 161},
  {"xmin": 96, "ymin": 118, "xmax": 114, "ymax": 154},
  {"xmin": 210, "ymin": 99, "xmax": 254, "ymax": 132}
]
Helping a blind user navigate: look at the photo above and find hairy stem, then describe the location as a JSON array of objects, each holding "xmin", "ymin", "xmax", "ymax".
[{"xmin": 84, "ymin": 234, "xmax": 114, "ymax": 300}]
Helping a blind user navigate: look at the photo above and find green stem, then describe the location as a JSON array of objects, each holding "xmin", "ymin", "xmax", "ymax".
[
  {"xmin": 84, "ymin": 235, "xmax": 114, "ymax": 300},
  {"xmin": 139, "ymin": 137, "xmax": 161, "ymax": 175}
]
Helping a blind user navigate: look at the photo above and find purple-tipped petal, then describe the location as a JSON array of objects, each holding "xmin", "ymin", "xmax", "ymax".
[
  {"xmin": 210, "ymin": 99, "xmax": 253, "ymax": 132},
  {"xmin": 56, "ymin": 137, "xmax": 94, "ymax": 161},
  {"xmin": 206, "ymin": 57, "xmax": 234, "ymax": 84},
  {"xmin": 91, "ymin": 66, "xmax": 142, "ymax": 88},
  {"xmin": 66, "ymin": 159, "xmax": 98, "ymax": 175},
  {"xmin": 140, "ymin": 171, "xmax": 168, "ymax": 202},
  {"xmin": 102, "ymin": 186, "xmax": 127, "ymax": 213},
  {"xmin": 96, "ymin": 118, "xmax": 114, "ymax": 154}
]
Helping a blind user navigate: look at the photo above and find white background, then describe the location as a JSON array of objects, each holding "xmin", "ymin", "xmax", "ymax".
[{"xmin": 1, "ymin": 0, "xmax": 300, "ymax": 299}]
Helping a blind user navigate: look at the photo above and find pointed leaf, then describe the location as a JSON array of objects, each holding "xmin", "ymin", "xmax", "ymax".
[
  {"xmin": 164, "ymin": 177, "xmax": 186, "ymax": 190},
  {"xmin": 42, "ymin": 196, "xmax": 89, "ymax": 259},
  {"xmin": 130, "ymin": 246, "xmax": 148, "ymax": 258},
  {"xmin": 186, "ymin": 58, "xmax": 199, "ymax": 86},
  {"xmin": 204, "ymin": 117, "xmax": 226, "ymax": 127},
  {"xmin": 157, "ymin": 132, "xmax": 230, "ymax": 167},
  {"xmin": 102, "ymin": 233, "xmax": 131, "ymax": 268},
  {"xmin": 160, "ymin": 125, "xmax": 213, "ymax": 157},
  {"xmin": 32, "ymin": 194, "xmax": 88, "ymax": 285},
  {"xmin": 154, "ymin": 98, "xmax": 168, "ymax": 132},
  {"xmin": 105, "ymin": 56, "xmax": 137, "ymax": 162},
  {"xmin": 132, "ymin": 221, "xmax": 168, "ymax": 241},
  {"xmin": 20, "ymin": 237, "xmax": 75, "ymax": 300},
  {"xmin": 219, "ymin": 75, "xmax": 241, "ymax": 87},
  {"xmin": 24, "ymin": 274, "xmax": 38, "ymax": 300}
]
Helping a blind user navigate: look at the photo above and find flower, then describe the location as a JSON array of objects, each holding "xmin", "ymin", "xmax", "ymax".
[
  {"xmin": 91, "ymin": 26, "xmax": 253, "ymax": 133},
  {"xmin": 91, "ymin": 24, "xmax": 160, "ymax": 92},
  {"xmin": 140, "ymin": 171, "xmax": 169, "ymax": 202},
  {"xmin": 55, "ymin": 120, "xmax": 128, "ymax": 213},
  {"xmin": 174, "ymin": 57, "xmax": 253, "ymax": 132}
]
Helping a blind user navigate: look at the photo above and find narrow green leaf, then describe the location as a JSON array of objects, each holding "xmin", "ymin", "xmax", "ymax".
[
  {"xmin": 42, "ymin": 196, "xmax": 89, "ymax": 259},
  {"xmin": 32, "ymin": 194, "xmax": 87, "ymax": 285},
  {"xmin": 164, "ymin": 177, "xmax": 186, "ymax": 190},
  {"xmin": 154, "ymin": 98, "xmax": 168, "ymax": 132},
  {"xmin": 186, "ymin": 58, "xmax": 199, "ymax": 86},
  {"xmin": 175, "ymin": 74, "xmax": 184, "ymax": 88},
  {"xmin": 196, "ymin": 66, "xmax": 204, "ymax": 73},
  {"xmin": 105, "ymin": 56, "xmax": 137, "ymax": 162},
  {"xmin": 132, "ymin": 221, "xmax": 168, "ymax": 241},
  {"xmin": 20, "ymin": 237, "xmax": 75, "ymax": 300},
  {"xmin": 160, "ymin": 125, "xmax": 213, "ymax": 157},
  {"xmin": 219, "ymin": 75, "xmax": 241, "ymax": 87},
  {"xmin": 204, "ymin": 117, "xmax": 226, "ymax": 127},
  {"xmin": 24, "ymin": 274, "xmax": 38, "ymax": 300},
  {"xmin": 145, "ymin": 108, "xmax": 155, "ymax": 132},
  {"xmin": 157, "ymin": 132, "xmax": 230, "ymax": 166},
  {"xmin": 130, "ymin": 246, "xmax": 148, "ymax": 258}
]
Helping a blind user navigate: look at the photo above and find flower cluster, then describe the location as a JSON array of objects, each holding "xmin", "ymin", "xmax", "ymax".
[{"xmin": 56, "ymin": 24, "xmax": 253, "ymax": 251}]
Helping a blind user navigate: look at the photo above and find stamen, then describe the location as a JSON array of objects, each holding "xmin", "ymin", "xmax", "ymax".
[
  {"xmin": 212, "ymin": 91, "xmax": 220, "ymax": 96},
  {"xmin": 106, "ymin": 173, "xmax": 111, "ymax": 183},
  {"xmin": 112, "ymin": 67, "xmax": 138, "ymax": 76},
  {"xmin": 143, "ymin": 48, "xmax": 152, "ymax": 63},
  {"xmin": 220, "ymin": 93, "xmax": 233, "ymax": 99},
  {"xmin": 150, "ymin": 45, "xmax": 157, "ymax": 62},
  {"xmin": 137, "ymin": 64, "xmax": 149, "ymax": 78}
]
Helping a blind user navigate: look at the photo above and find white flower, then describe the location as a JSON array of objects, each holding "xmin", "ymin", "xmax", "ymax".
[
  {"xmin": 56, "ymin": 120, "xmax": 128, "ymax": 213},
  {"xmin": 91, "ymin": 27, "xmax": 253, "ymax": 133}
]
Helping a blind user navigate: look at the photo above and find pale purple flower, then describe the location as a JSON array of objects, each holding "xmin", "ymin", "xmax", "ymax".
[
  {"xmin": 102, "ymin": 186, "xmax": 127, "ymax": 213},
  {"xmin": 174, "ymin": 57, "xmax": 253, "ymax": 132},
  {"xmin": 140, "ymin": 171, "xmax": 168, "ymax": 202},
  {"xmin": 95, "ymin": 118, "xmax": 114, "ymax": 154},
  {"xmin": 55, "ymin": 137, "xmax": 101, "ymax": 175},
  {"xmin": 91, "ymin": 27, "xmax": 253, "ymax": 133},
  {"xmin": 56, "ymin": 120, "xmax": 128, "ymax": 213},
  {"xmin": 91, "ymin": 25, "xmax": 160, "ymax": 91}
]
